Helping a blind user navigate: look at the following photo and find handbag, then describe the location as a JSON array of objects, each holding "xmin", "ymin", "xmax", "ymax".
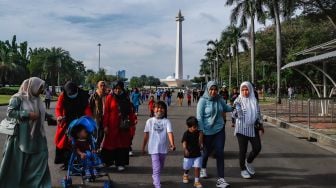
[
  {"xmin": 119, "ymin": 118, "xmax": 131, "ymax": 130},
  {"xmin": 0, "ymin": 117, "xmax": 18, "ymax": 135},
  {"xmin": 254, "ymin": 119, "xmax": 263, "ymax": 130}
]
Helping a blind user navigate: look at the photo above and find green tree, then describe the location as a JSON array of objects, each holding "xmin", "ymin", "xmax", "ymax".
[
  {"xmin": 227, "ymin": 25, "xmax": 248, "ymax": 87},
  {"xmin": 263, "ymin": 0, "xmax": 295, "ymax": 103},
  {"xmin": 298, "ymin": 0, "xmax": 336, "ymax": 29},
  {"xmin": 226, "ymin": 0, "xmax": 265, "ymax": 83}
]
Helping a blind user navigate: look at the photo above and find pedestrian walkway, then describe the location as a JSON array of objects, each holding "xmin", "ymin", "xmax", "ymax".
[{"xmin": 0, "ymin": 97, "xmax": 335, "ymax": 187}]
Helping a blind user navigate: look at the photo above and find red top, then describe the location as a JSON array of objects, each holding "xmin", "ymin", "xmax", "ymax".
[
  {"xmin": 102, "ymin": 94, "xmax": 137, "ymax": 150},
  {"xmin": 54, "ymin": 93, "xmax": 92, "ymax": 149},
  {"xmin": 187, "ymin": 94, "xmax": 192, "ymax": 100},
  {"xmin": 148, "ymin": 100, "xmax": 155, "ymax": 111}
]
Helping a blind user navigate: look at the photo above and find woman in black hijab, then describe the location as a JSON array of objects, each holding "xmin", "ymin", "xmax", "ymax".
[
  {"xmin": 101, "ymin": 81, "xmax": 137, "ymax": 171},
  {"xmin": 54, "ymin": 81, "xmax": 92, "ymax": 169}
]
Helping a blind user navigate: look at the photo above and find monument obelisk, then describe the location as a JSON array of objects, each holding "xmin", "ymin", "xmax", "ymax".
[
  {"xmin": 160, "ymin": 10, "xmax": 191, "ymax": 87},
  {"xmin": 175, "ymin": 10, "xmax": 184, "ymax": 79}
]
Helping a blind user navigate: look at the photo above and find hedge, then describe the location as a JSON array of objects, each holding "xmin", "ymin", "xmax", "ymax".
[{"xmin": 0, "ymin": 87, "xmax": 18, "ymax": 95}]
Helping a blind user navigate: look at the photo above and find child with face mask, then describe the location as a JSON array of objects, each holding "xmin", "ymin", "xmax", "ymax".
[{"xmin": 142, "ymin": 101, "xmax": 176, "ymax": 188}]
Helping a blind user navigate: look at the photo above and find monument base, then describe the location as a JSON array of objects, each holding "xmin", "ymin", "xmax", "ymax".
[{"xmin": 160, "ymin": 77, "xmax": 192, "ymax": 88}]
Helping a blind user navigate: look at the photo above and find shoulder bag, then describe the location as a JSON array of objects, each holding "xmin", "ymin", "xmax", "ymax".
[
  {"xmin": 0, "ymin": 96, "xmax": 22, "ymax": 135},
  {"xmin": 0, "ymin": 117, "xmax": 18, "ymax": 135}
]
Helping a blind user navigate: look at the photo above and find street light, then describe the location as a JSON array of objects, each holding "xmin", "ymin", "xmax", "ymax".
[{"xmin": 98, "ymin": 43, "xmax": 101, "ymax": 71}]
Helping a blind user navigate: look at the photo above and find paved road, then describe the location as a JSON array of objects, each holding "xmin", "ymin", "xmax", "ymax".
[{"xmin": 0, "ymin": 97, "xmax": 335, "ymax": 188}]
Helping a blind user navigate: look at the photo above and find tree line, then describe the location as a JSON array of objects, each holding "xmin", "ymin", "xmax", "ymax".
[{"xmin": 197, "ymin": 0, "xmax": 336, "ymax": 99}]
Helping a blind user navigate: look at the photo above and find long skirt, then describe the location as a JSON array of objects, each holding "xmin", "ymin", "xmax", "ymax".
[{"xmin": 0, "ymin": 136, "xmax": 51, "ymax": 188}]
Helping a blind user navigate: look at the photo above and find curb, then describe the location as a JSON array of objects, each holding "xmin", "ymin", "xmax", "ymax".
[{"xmin": 262, "ymin": 114, "xmax": 336, "ymax": 148}]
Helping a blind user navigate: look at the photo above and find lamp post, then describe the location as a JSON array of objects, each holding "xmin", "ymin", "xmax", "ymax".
[
  {"xmin": 57, "ymin": 58, "xmax": 61, "ymax": 86},
  {"xmin": 98, "ymin": 43, "xmax": 101, "ymax": 71}
]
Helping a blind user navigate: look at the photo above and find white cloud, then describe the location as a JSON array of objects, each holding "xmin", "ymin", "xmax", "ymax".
[{"xmin": 0, "ymin": 0, "xmax": 241, "ymax": 80}]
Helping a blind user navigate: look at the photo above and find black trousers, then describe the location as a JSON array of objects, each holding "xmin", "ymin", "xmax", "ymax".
[
  {"xmin": 45, "ymin": 99, "xmax": 51, "ymax": 109},
  {"xmin": 236, "ymin": 131, "xmax": 261, "ymax": 170},
  {"xmin": 101, "ymin": 148, "xmax": 129, "ymax": 167}
]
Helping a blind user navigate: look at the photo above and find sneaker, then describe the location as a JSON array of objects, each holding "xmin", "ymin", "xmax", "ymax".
[
  {"xmin": 93, "ymin": 168, "xmax": 98, "ymax": 176},
  {"xmin": 194, "ymin": 181, "xmax": 203, "ymax": 188},
  {"xmin": 117, "ymin": 166, "xmax": 125, "ymax": 171},
  {"xmin": 129, "ymin": 151, "xmax": 134, "ymax": 156},
  {"xmin": 84, "ymin": 169, "xmax": 91, "ymax": 179},
  {"xmin": 245, "ymin": 160, "xmax": 255, "ymax": 175},
  {"xmin": 241, "ymin": 170, "xmax": 251, "ymax": 179},
  {"xmin": 216, "ymin": 178, "xmax": 230, "ymax": 188},
  {"xmin": 182, "ymin": 174, "xmax": 189, "ymax": 183},
  {"xmin": 200, "ymin": 168, "xmax": 208, "ymax": 179}
]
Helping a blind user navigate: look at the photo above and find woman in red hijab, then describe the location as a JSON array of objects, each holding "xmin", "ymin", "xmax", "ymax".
[
  {"xmin": 54, "ymin": 81, "xmax": 92, "ymax": 169},
  {"xmin": 101, "ymin": 81, "xmax": 137, "ymax": 171}
]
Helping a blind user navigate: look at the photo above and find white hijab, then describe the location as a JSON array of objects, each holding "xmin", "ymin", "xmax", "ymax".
[
  {"xmin": 238, "ymin": 81, "xmax": 258, "ymax": 126},
  {"xmin": 18, "ymin": 77, "xmax": 46, "ymax": 137}
]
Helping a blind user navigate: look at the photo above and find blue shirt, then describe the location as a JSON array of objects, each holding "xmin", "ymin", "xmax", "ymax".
[
  {"xmin": 196, "ymin": 97, "xmax": 232, "ymax": 135},
  {"xmin": 131, "ymin": 92, "xmax": 141, "ymax": 105}
]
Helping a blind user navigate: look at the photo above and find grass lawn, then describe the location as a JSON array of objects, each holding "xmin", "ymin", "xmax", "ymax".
[{"xmin": 0, "ymin": 95, "xmax": 11, "ymax": 105}]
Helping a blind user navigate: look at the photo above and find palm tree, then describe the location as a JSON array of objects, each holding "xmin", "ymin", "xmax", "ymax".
[
  {"xmin": 205, "ymin": 48, "xmax": 216, "ymax": 81},
  {"xmin": 226, "ymin": 0, "xmax": 265, "ymax": 84},
  {"xmin": 220, "ymin": 29, "xmax": 235, "ymax": 94},
  {"xmin": 0, "ymin": 41, "xmax": 17, "ymax": 85},
  {"xmin": 199, "ymin": 58, "xmax": 211, "ymax": 82},
  {"xmin": 227, "ymin": 25, "xmax": 248, "ymax": 87},
  {"xmin": 264, "ymin": 0, "xmax": 295, "ymax": 103},
  {"xmin": 207, "ymin": 39, "xmax": 221, "ymax": 82}
]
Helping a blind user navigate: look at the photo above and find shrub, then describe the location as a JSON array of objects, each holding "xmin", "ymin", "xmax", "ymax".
[{"xmin": 0, "ymin": 87, "xmax": 18, "ymax": 95}]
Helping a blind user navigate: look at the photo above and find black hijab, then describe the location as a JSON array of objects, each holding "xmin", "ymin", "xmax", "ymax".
[
  {"xmin": 113, "ymin": 81, "xmax": 131, "ymax": 118},
  {"xmin": 63, "ymin": 81, "xmax": 90, "ymax": 124}
]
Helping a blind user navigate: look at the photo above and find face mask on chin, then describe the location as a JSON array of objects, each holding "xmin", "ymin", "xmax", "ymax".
[
  {"xmin": 68, "ymin": 93, "xmax": 78, "ymax": 99},
  {"xmin": 155, "ymin": 112, "xmax": 164, "ymax": 119}
]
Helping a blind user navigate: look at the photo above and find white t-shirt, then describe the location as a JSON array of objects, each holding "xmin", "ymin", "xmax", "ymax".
[{"xmin": 144, "ymin": 117, "xmax": 173, "ymax": 154}]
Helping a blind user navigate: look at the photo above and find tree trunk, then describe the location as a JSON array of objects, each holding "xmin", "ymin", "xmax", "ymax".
[
  {"xmin": 251, "ymin": 15, "xmax": 256, "ymax": 84},
  {"xmin": 229, "ymin": 52, "xmax": 232, "ymax": 96},
  {"xmin": 236, "ymin": 43, "xmax": 240, "ymax": 87},
  {"xmin": 326, "ymin": 15, "xmax": 336, "ymax": 30},
  {"xmin": 315, "ymin": 0, "xmax": 336, "ymax": 30},
  {"xmin": 274, "ymin": 0, "xmax": 282, "ymax": 104},
  {"xmin": 216, "ymin": 54, "xmax": 219, "ymax": 83}
]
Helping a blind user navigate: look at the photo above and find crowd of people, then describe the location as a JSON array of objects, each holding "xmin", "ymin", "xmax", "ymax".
[{"xmin": 0, "ymin": 77, "xmax": 264, "ymax": 188}]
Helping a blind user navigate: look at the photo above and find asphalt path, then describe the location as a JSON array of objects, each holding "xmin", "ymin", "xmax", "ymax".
[{"xmin": 0, "ymin": 97, "xmax": 335, "ymax": 188}]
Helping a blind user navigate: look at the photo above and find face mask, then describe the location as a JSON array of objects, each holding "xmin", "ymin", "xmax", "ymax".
[
  {"xmin": 68, "ymin": 93, "xmax": 78, "ymax": 99},
  {"xmin": 155, "ymin": 112, "xmax": 164, "ymax": 119}
]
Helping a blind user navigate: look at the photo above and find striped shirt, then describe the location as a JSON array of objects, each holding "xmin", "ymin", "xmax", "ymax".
[{"xmin": 233, "ymin": 97, "xmax": 262, "ymax": 137}]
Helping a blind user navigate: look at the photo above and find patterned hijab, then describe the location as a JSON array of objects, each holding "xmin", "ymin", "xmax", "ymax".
[
  {"xmin": 238, "ymin": 81, "xmax": 257, "ymax": 125},
  {"xmin": 19, "ymin": 77, "xmax": 46, "ymax": 137}
]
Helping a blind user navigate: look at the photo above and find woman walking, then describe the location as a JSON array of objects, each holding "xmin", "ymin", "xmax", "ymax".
[
  {"xmin": 196, "ymin": 81, "xmax": 232, "ymax": 188},
  {"xmin": 0, "ymin": 77, "xmax": 51, "ymax": 187},
  {"xmin": 54, "ymin": 81, "xmax": 92, "ymax": 169},
  {"xmin": 233, "ymin": 81, "xmax": 264, "ymax": 179},
  {"xmin": 131, "ymin": 88, "xmax": 141, "ymax": 115},
  {"xmin": 101, "ymin": 81, "xmax": 137, "ymax": 171}
]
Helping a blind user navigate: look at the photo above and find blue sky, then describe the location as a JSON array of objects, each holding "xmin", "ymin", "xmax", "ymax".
[{"xmin": 0, "ymin": 0, "xmax": 267, "ymax": 79}]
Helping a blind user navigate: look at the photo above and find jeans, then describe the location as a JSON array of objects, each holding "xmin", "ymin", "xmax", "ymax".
[
  {"xmin": 236, "ymin": 131, "xmax": 261, "ymax": 170},
  {"xmin": 202, "ymin": 128, "xmax": 225, "ymax": 178},
  {"xmin": 167, "ymin": 97, "xmax": 171, "ymax": 106},
  {"xmin": 151, "ymin": 154, "xmax": 166, "ymax": 188},
  {"xmin": 133, "ymin": 104, "xmax": 139, "ymax": 113}
]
